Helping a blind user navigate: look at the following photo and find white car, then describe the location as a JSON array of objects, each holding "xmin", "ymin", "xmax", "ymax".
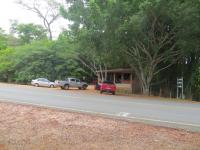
[{"xmin": 31, "ymin": 78, "xmax": 55, "ymax": 88}]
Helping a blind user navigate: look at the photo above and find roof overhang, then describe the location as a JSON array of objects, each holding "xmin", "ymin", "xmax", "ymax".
[{"xmin": 97, "ymin": 68, "xmax": 132, "ymax": 73}]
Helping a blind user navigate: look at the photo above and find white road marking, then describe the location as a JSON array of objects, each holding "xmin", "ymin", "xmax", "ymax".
[
  {"xmin": 127, "ymin": 116, "xmax": 200, "ymax": 128},
  {"xmin": 117, "ymin": 112, "xmax": 131, "ymax": 117},
  {"xmin": 1, "ymin": 98, "xmax": 200, "ymax": 128}
]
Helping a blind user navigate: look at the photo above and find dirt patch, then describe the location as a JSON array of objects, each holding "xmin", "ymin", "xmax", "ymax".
[{"xmin": 0, "ymin": 102, "xmax": 200, "ymax": 150}]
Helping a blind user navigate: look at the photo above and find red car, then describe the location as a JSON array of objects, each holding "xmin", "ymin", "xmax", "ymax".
[{"xmin": 100, "ymin": 81, "xmax": 116, "ymax": 95}]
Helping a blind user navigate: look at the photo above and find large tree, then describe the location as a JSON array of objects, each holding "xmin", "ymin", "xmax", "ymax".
[
  {"xmin": 16, "ymin": 0, "xmax": 61, "ymax": 40},
  {"xmin": 0, "ymin": 48, "xmax": 15, "ymax": 82},
  {"xmin": 11, "ymin": 23, "xmax": 47, "ymax": 44},
  {"xmin": 0, "ymin": 28, "xmax": 8, "ymax": 50},
  {"xmin": 60, "ymin": 0, "xmax": 116, "ymax": 81},
  {"xmin": 62, "ymin": 0, "xmax": 182, "ymax": 94},
  {"xmin": 170, "ymin": 0, "xmax": 200, "ymax": 98},
  {"xmin": 117, "ymin": 1, "xmax": 181, "ymax": 95}
]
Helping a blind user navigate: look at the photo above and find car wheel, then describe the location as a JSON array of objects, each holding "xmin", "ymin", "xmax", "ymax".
[
  {"xmin": 78, "ymin": 87, "xmax": 82, "ymax": 90},
  {"xmin": 50, "ymin": 84, "xmax": 54, "ymax": 88},
  {"xmin": 112, "ymin": 91, "xmax": 115, "ymax": 95},
  {"xmin": 64, "ymin": 84, "xmax": 69, "ymax": 90},
  {"xmin": 82, "ymin": 85, "xmax": 87, "ymax": 90},
  {"xmin": 100, "ymin": 90, "xmax": 103, "ymax": 94},
  {"xmin": 35, "ymin": 83, "xmax": 39, "ymax": 87}
]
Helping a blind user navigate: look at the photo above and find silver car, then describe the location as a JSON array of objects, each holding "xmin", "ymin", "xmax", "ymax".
[
  {"xmin": 55, "ymin": 78, "xmax": 88, "ymax": 90},
  {"xmin": 31, "ymin": 78, "xmax": 55, "ymax": 88}
]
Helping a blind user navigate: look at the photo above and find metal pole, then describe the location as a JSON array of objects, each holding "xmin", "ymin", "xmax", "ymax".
[{"xmin": 177, "ymin": 78, "xmax": 178, "ymax": 99}]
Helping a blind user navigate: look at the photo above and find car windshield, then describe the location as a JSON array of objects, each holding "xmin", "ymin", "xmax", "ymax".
[
  {"xmin": 70, "ymin": 79, "xmax": 76, "ymax": 82},
  {"xmin": 44, "ymin": 79, "xmax": 49, "ymax": 82}
]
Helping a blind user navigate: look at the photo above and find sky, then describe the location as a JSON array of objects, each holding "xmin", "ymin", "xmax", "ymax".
[{"xmin": 0, "ymin": 0, "xmax": 68, "ymax": 38}]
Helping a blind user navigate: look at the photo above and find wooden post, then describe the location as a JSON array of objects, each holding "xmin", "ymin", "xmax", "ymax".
[
  {"xmin": 114, "ymin": 73, "xmax": 116, "ymax": 84},
  {"xmin": 121, "ymin": 73, "xmax": 124, "ymax": 83},
  {"xmin": 131, "ymin": 73, "xmax": 134, "ymax": 94},
  {"xmin": 130, "ymin": 73, "xmax": 133, "ymax": 83}
]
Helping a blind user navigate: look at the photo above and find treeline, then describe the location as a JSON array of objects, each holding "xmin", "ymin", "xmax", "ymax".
[
  {"xmin": 0, "ymin": 25, "xmax": 90, "ymax": 83},
  {"xmin": 0, "ymin": 0, "xmax": 200, "ymax": 99}
]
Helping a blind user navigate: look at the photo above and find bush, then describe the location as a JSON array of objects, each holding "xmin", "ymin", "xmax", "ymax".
[{"xmin": 192, "ymin": 67, "xmax": 200, "ymax": 101}]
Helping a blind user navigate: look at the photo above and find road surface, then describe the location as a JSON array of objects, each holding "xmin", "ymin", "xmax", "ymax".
[{"xmin": 0, "ymin": 83, "xmax": 200, "ymax": 131}]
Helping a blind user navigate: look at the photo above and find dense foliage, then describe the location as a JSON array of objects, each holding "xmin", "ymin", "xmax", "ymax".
[
  {"xmin": 0, "ymin": 0, "xmax": 199, "ymax": 99},
  {"xmin": 0, "ymin": 33, "xmax": 86, "ymax": 83}
]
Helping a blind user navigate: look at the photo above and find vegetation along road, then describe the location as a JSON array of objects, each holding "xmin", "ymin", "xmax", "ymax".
[{"xmin": 0, "ymin": 83, "xmax": 200, "ymax": 132}]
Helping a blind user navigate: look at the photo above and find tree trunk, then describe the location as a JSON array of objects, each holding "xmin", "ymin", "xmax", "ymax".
[
  {"xmin": 138, "ymin": 72, "xmax": 151, "ymax": 95},
  {"xmin": 142, "ymin": 85, "xmax": 150, "ymax": 95},
  {"xmin": 45, "ymin": 21, "xmax": 52, "ymax": 40},
  {"xmin": 139, "ymin": 74, "xmax": 151, "ymax": 95},
  {"xmin": 48, "ymin": 24, "xmax": 53, "ymax": 40}
]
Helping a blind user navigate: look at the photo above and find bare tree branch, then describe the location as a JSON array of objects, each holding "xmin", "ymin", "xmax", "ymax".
[
  {"xmin": 124, "ymin": 16, "xmax": 181, "ymax": 95},
  {"xmin": 16, "ymin": 0, "xmax": 60, "ymax": 40}
]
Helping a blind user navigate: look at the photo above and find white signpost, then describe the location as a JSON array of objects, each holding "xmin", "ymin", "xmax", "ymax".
[{"xmin": 177, "ymin": 77, "xmax": 184, "ymax": 99}]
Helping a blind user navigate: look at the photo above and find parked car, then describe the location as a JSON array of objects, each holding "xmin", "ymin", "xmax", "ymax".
[
  {"xmin": 31, "ymin": 78, "xmax": 56, "ymax": 88},
  {"xmin": 100, "ymin": 81, "xmax": 116, "ymax": 95},
  {"xmin": 55, "ymin": 77, "xmax": 88, "ymax": 90}
]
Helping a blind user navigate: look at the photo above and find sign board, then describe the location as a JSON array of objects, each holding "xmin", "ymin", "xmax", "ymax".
[{"xmin": 177, "ymin": 77, "xmax": 184, "ymax": 99}]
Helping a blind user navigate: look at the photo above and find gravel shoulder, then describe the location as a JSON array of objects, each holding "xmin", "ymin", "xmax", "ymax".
[{"xmin": 0, "ymin": 102, "xmax": 200, "ymax": 150}]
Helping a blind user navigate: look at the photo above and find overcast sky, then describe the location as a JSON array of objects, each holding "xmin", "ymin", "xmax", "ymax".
[{"xmin": 0, "ymin": 0, "xmax": 68, "ymax": 38}]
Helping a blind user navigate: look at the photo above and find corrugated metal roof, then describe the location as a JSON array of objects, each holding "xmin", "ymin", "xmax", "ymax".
[{"xmin": 97, "ymin": 68, "xmax": 132, "ymax": 73}]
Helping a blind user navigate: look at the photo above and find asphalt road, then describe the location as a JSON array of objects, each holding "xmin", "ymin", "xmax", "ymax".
[{"xmin": 0, "ymin": 83, "xmax": 200, "ymax": 131}]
